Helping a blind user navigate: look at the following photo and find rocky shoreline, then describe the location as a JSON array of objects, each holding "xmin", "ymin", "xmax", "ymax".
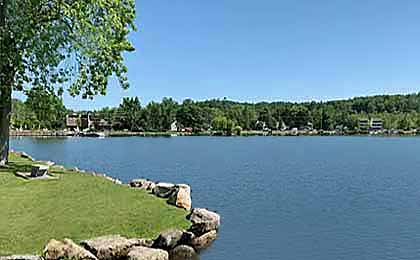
[{"xmin": 1, "ymin": 152, "xmax": 221, "ymax": 260}]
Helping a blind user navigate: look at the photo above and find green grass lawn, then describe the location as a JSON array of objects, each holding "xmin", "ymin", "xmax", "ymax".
[{"xmin": 0, "ymin": 153, "xmax": 190, "ymax": 256}]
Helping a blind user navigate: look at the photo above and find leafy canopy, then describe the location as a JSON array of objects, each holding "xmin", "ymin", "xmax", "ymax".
[
  {"xmin": 2, "ymin": 0, "xmax": 136, "ymax": 97},
  {"xmin": 25, "ymin": 87, "xmax": 67, "ymax": 129}
]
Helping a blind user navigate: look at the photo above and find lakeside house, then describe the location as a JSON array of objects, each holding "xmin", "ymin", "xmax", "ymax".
[
  {"xmin": 80, "ymin": 113, "xmax": 94, "ymax": 130},
  {"xmin": 66, "ymin": 114, "xmax": 79, "ymax": 131},
  {"xmin": 358, "ymin": 118, "xmax": 383, "ymax": 131},
  {"xmin": 66, "ymin": 113, "xmax": 111, "ymax": 131},
  {"xmin": 358, "ymin": 118, "xmax": 370, "ymax": 130},
  {"xmin": 370, "ymin": 118, "xmax": 384, "ymax": 131}
]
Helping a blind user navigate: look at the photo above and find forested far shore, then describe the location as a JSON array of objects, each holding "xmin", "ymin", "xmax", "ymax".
[{"xmin": 11, "ymin": 92, "xmax": 420, "ymax": 134}]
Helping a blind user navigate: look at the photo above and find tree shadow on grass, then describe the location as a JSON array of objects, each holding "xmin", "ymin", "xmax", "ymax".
[{"xmin": 0, "ymin": 161, "xmax": 33, "ymax": 175}]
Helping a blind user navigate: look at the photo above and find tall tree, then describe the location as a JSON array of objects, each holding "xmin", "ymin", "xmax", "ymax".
[
  {"xmin": 0, "ymin": 0, "xmax": 136, "ymax": 165},
  {"xmin": 119, "ymin": 97, "xmax": 141, "ymax": 131},
  {"xmin": 160, "ymin": 98, "xmax": 178, "ymax": 131},
  {"xmin": 25, "ymin": 87, "xmax": 67, "ymax": 129},
  {"xmin": 11, "ymin": 99, "xmax": 38, "ymax": 130}
]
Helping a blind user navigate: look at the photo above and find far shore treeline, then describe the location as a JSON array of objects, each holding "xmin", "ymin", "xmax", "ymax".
[{"xmin": 11, "ymin": 92, "xmax": 420, "ymax": 134}]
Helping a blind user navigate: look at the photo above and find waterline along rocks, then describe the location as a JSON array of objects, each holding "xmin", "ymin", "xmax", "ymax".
[
  {"xmin": 79, "ymin": 235, "xmax": 152, "ymax": 260},
  {"xmin": 130, "ymin": 180, "xmax": 192, "ymax": 211},
  {"xmin": 1, "ymin": 151, "xmax": 221, "ymax": 260},
  {"xmin": 43, "ymin": 239, "xmax": 97, "ymax": 260}
]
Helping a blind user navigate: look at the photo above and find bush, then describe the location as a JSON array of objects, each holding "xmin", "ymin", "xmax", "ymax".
[{"xmin": 233, "ymin": 126, "xmax": 242, "ymax": 136}]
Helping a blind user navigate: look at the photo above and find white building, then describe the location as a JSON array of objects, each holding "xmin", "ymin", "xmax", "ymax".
[{"xmin": 170, "ymin": 121, "xmax": 178, "ymax": 132}]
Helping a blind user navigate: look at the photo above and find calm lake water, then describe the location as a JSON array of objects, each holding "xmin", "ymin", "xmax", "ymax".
[{"xmin": 10, "ymin": 136, "xmax": 420, "ymax": 260}]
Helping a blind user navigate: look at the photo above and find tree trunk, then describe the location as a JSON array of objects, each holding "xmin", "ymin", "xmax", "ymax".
[
  {"xmin": 0, "ymin": 0, "xmax": 11, "ymax": 165},
  {"xmin": 0, "ymin": 89, "xmax": 11, "ymax": 165}
]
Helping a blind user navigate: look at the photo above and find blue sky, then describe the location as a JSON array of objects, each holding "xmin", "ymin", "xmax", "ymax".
[{"xmin": 22, "ymin": 0, "xmax": 420, "ymax": 110}]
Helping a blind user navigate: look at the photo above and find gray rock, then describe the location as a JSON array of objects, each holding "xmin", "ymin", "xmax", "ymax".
[
  {"xmin": 152, "ymin": 183, "xmax": 175, "ymax": 198},
  {"xmin": 167, "ymin": 184, "xmax": 192, "ymax": 211},
  {"xmin": 179, "ymin": 231, "xmax": 195, "ymax": 245},
  {"xmin": 130, "ymin": 179, "xmax": 156, "ymax": 190},
  {"xmin": 130, "ymin": 179, "xmax": 146, "ymax": 187},
  {"xmin": 128, "ymin": 238, "xmax": 154, "ymax": 248},
  {"xmin": 190, "ymin": 230, "xmax": 217, "ymax": 250},
  {"xmin": 128, "ymin": 247, "xmax": 168, "ymax": 260},
  {"xmin": 147, "ymin": 182, "xmax": 157, "ymax": 191},
  {"xmin": 0, "ymin": 256, "xmax": 41, "ymax": 260},
  {"xmin": 188, "ymin": 208, "xmax": 221, "ymax": 236},
  {"xmin": 169, "ymin": 245, "xmax": 199, "ymax": 260},
  {"xmin": 152, "ymin": 230, "xmax": 184, "ymax": 250},
  {"xmin": 80, "ymin": 235, "xmax": 143, "ymax": 260},
  {"xmin": 43, "ymin": 238, "xmax": 97, "ymax": 260}
]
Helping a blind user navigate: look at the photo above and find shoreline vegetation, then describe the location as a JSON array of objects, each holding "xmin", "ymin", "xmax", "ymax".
[
  {"xmin": 0, "ymin": 152, "xmax": 220, "ymax": 259},
  {"xmin": 11, "ymin": 93, "xmax": 420, "ymax": 139},
  {"xmin": 10, "ymin": 129, "xmax": 420, "ymax": 138}
]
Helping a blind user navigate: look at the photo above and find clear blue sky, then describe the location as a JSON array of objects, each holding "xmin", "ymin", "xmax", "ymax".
[{"xmin": 23, "ymin": 0, "xmax": 420, "ymax": 110}]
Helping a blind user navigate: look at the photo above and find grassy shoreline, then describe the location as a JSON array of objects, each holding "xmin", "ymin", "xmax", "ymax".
[{"xmin": 0, "ymin": 153, "xmax": 190, "ymax": 256}]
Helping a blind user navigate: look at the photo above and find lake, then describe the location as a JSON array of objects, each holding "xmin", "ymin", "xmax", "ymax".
[{"xmin": 10, "ymin": 136, "xmax": 420, "ymax": 260}]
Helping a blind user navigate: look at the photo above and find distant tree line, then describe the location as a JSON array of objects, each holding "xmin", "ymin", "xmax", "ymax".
[{"xmin": 11, "ymin": 93, "xmax": 420, "ymax": 132}]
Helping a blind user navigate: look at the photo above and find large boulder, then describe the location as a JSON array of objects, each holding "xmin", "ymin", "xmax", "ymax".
[
  {"xmin": 179, "ymin": 231, "xmax": 195, "ymax": 245},
  {"xmin": 0, "ymin": 256, "xmax": 42, "ymax": 260},
  {"xmin": 43, "ymin": 239, "xmax": 97, "ymax": 260},
  {"xmin": 80, "ymin": 235, "xmax": 145, "ymax": 260},
  {"xmin": 187, "ymin": 208, "xmax": 221, "ymax": 235},
  {"xmin": 169, "ymin": 245, "xmax": 199, "ymax": 260},
  {"xmin": 128, "ymin": 247, "xmax": 168, "ymax": 260},
  {"xmin": 190, "ymin": 230, "xmax": 217, "ymax": 250},
  {"xmin": 152, "ymin": 183, "xmax": 175, "ymax": 198},
  {"xmin": 167, "ymin": 184, "xmax": 192, "ymax": 211},
  {"xmin": 152, "ymin": 230, "xmax": 184, "ymax": 250},
  {"xmin": 130, "ymin": 179, "xmax": 146, "ymax": 188},
  {"xmin": 130, "ymin": 179, "xmax": 156, "ymax": 190}
]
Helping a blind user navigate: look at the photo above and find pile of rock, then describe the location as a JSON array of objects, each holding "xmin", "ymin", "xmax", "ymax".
[
  {"xmin": 41, "ymin": 235, "xmax": 166, "ymax": 260},
  {"xmin": 129, "ymin": 180, "xmax": 192, "ymax": 211},
  {"xmin": 186, "ymin": 208, "xmax": 220, "ymax": 250},
  {"xmin": 149, "ymin": 208, "xmax": 220, "ymax": 255},
  {"xmin": 10, "ymin": 213, "xmax": 220, "ymax": 260},
  {"xmin": 128, "ymin": 179, "xmax": 221, "ymax": 255},
  {"xmin": 129, "ymin": 179, "xmax": 156, "ymax": 191}
]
